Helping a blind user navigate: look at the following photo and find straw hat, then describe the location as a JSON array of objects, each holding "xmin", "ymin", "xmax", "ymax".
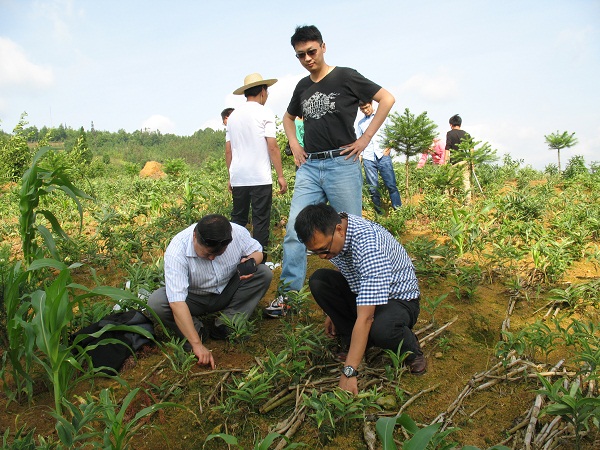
[{"xmin": 233, "ymin": 73, "xmax": 278, "ymax": 95}]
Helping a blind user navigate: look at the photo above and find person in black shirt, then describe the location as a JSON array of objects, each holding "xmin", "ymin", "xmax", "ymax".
[
  {"xmin": 445, "ymin": 114, "xmax": 472, "ymax": 202},
  {"xmin": 264, "ymin": 25, "xmax": 395, "ymax": 318}
]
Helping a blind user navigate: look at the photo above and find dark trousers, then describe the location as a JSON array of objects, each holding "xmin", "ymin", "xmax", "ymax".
[
  {"xmin": 309, "ymin": 268, "xmax": 422, "ymax": 360},
  {"xmin": 148, "ymin": 265, "xmax": 272, "ymax": 339},
  {"xmin": 231, "ymin": 184, "xmax": 272, "ymax": 250}
]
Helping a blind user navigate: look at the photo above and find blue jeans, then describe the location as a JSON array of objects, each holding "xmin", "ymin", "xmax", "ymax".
[
  {"xmin": 363, "ymin": 155, "xmax": 401, "ymax": 210},
  {"xmin": 280, "ymin": 156, "xmax": 363, "ymax": 292}
]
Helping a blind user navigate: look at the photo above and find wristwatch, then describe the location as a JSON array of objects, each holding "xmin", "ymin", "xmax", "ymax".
[{"xmin": 342, "ymin": 365, "xmax": 359, "ymax": 378}]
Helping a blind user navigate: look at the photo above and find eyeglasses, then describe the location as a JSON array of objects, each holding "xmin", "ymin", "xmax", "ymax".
[
  {"xmin": 295, "ymin": 48, "xmax": 319, "ymax": 60},
  {"xmin": 306, "ymin": 230, "xmax": 335, "ymax": 256},
  {"xmin": 198, "ymin": 234, "xmax": 232, "ymax": 248}
]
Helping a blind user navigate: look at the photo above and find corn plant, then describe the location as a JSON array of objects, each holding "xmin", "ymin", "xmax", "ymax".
[
  {"xmin": 537, "ymin": 376, "xmax": 600, "ymax": 450},
  {"xmin": 52, "ymin": 388, "xmax": 185, "ymax": 450},
  {"xmin": 19, "ymin": 146, "xmax": 92, "ymax": 266},
  {"xmin": 1, "ymin": 261, "xmax": 35, "ymax": 405},
  {"xmin": 15, "ymin": 258, "xmax": 153, "ymax": 415},
  {"xmin": 1, "ymin": 424, "xmax": 53, "ymax": 450}
]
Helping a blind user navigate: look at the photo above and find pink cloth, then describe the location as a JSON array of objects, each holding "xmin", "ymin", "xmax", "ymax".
[{"xmin": 417, "ymin": 140, "xmax": 446, "ymax": 168}]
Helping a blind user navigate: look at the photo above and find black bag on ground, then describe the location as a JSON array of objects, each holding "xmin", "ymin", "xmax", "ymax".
[{"xmin": 71, "ymin": 309, "xmax": 155, "ymax": 374}]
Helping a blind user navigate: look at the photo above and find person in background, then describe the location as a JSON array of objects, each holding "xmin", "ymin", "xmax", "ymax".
[
  {"xmin": 221, "ymin": 108, "xmax": 234, "ymax": 126},
  {"xmin": 445, "ymin": 114, "xmax": 471, "ymax": 202},
  {"xmin": 417, "ymin": 137, "xmax": 446, "ymax": 168},
  {"xmin": 357, "ymin": 100, "xmax": 401, "ymax": 213},
  {"xmin": 226, "ymin": 73, "xmax": 287, "ymax": 254}
]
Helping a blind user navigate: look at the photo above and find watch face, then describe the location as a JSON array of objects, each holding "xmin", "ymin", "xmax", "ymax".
[{"xmin": 343, "ymin": 366, "xmax": 357, "ymax": 377}]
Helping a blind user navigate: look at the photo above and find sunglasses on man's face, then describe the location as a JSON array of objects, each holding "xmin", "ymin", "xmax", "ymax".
[
  {"xmin": 198, "ymin": 234, "xmax": 232, "ymax": 248},
  {"xmin": 295, "ymin": 48, "xmax": 319, "ymax": 60}
]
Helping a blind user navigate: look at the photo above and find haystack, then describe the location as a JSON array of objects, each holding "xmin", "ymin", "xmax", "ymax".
[{"xmin": 139, "ymin": 161, "xmax": 166, "ymax": 179}]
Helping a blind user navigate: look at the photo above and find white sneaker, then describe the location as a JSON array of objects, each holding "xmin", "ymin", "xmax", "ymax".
[{"xmin": 263, "ymin": 294, "xmax": 290, "ymax": 318}]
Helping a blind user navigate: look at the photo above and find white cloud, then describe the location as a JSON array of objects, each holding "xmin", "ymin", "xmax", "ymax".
[
  {"xmin": 397, "ymin": 69, "xmax": 460, "ymax": 103},
  {"xmin": 0, "ymin": 37, "xmax": 54, "ymax": 88},
  {"xmin": 34, "ymin": 0, "xmax": 83, "ymax": 42},
  {"xmin": 141, "ymin": 115, "xmax": 176, "ymax": 133}
]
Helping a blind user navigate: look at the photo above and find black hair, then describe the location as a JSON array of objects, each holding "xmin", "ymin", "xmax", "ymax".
[
  {"xmin": 359, "ymin": 100, "xmax": 372, "ymax": 107},
  {"xmin": 221, "ymin": 108, "xmax": 234, "ymax": 121},
  {"xmin": 291, "ymin": 25, "xmax": 323, "ymax": 47},
  {"xmin": 295, "ymin": 203, "xmax": 341, "ymax": 244},
  {"xmin": 449, "ymin": 114, "xmax": 462, "ymax": 127},
  {"xmin": 194, "ymin": 214, "xmax": 232, "ymax": 249},
  {"xmin": 244, "ymin": 84, "xmax": 267, "ymax": 98}
]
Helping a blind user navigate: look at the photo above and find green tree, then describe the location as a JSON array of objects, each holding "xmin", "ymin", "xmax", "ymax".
[
  {"xmin": 381, "ymin": 108, "xmax": 437, "ymax": 196},
  {"xmin": 453, "ymin": 136, "xmax": 498, "ymax": 196},
  {"xmin": 544, "ymin": 130, "xmax": 577, "ymax": 173},
  {"xmin": 0, "ymin": 112, "xmax": 33, "ymax": 181}
]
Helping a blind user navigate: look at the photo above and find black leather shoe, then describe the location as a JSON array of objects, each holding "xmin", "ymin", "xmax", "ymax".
[{"xmin": 407, "ymin": 354, "xmax": 427, "ymax": 375}]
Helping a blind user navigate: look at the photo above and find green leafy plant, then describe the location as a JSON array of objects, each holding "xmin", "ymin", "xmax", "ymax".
[
  {"xmin": 218, "ymin": 312, "xmax": 256, "ymax": 344},
  {"xmin": 544, "ymin": 130, "xmax": 577, "ymax": 173},
  {"xmin": 537, "ymin": 376, "xmax": 600, "ymax": 449},
  {"xmin": 303, "ymin": 388, "xmax": 381, "ymax": 434},
  {"xmin": 382, "ymin": 340, "xmax": 410, "ymax": 381},
  {"xmin": 161, "ymin": 336, "xmax": 197, "ymax": 375},
  {"xmin": 19, "ymin": 146, "xmax": 92, "ymax": 265},
  {"xmin": 204, "ymin": 432, "xmax": 305, "ymax": 449}
]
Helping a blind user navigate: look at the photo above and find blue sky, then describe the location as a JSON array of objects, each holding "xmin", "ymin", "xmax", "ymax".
[{"xmin": 1, "ymin": 0, "xmax": 598, "ymax": 169}]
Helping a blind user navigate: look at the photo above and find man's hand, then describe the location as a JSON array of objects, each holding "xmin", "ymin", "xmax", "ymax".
[
  {"xmin": 340, "ymin": 134, "xmax": 370, "ymax": 161},
  {"xmin": 290, "ymin": 143, "xmax": 307, "ymax": 166},
  {"xmin": 277, "ymin": 175, "xmax": 288, "ymax": 195},
  {"xmin": 324, "ymin": 316, "xmax": 336, "ymax": 338},
  {"xmin": 383, "ymin": 148, "xmax": 392, "ymax": 157},
  {"xmin": 339, "ymin": 374, "xmax": 358, "ymax": 395},
  {"xmin": 192, "ymin": 342, "xmax": 215, "ymax": 369},
  {"xmin": 227, "ymin": 180, "xmax": 232, "ymax": 194}
]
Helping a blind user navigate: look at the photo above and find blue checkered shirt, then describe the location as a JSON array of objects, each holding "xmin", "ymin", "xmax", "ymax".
[{"xmin": 331, "ymin": 214, "xmax": 420, "ymax": 306}]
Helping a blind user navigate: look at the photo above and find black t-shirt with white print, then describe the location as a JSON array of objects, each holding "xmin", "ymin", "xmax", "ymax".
[{"xmin": 287, "ymin": 67, "xmax": 381, "ymax": 153}]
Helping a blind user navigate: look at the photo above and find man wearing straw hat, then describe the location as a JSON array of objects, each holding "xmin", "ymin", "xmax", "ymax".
[
  {"xmin": 264, "ymin": 25, "xmax": 395, "ymax": 318},
  {"xmin": 226, "ymin": 73, "xmax": 287, "ymax": 257}
]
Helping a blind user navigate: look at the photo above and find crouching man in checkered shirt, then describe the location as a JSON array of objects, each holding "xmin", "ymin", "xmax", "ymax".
[{"xmin": 294, "ymin": 203, "xmax": 427, "ymax": 394}]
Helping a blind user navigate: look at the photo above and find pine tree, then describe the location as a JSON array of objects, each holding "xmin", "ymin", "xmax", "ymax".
[{"xmin": 381, "ymin": 108, "xmax": 437, "ymax": 196}]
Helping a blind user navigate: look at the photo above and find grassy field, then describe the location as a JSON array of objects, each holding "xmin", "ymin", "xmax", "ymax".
[{"xmin": 1, "ymin": 148, "xmax": 599, "ymax": 449}]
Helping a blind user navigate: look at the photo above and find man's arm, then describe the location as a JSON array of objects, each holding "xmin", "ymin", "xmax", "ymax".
[
  {"xmin": 266, "ymin": 137, "xmax": 288, "ymax": 195},
  {"xmin": 342, "ymin": 88, "xmax": 395, "ymax": 160},
  {"xmin": 170, "ymin": 301, "xmax": 215, "ymax": 369},
  {"xmin": 283, "ymin": 111, "xmax": 307, "ymax": 166},
  {"xmin": 340, "ymin": 304, "xmax": 376, "ymax": 395},
  {"xmin": 225, "ymin": 140, "xmax": 233, "ymax": 193}
]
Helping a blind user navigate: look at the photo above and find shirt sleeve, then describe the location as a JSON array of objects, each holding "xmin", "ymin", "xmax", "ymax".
[
  {"xmin": 164, "ymin": 249, "xmax": 190, "ymax": 303},
  {"xmin": 348, "ymin": 69, "xmax": 382, "ymax": 104}
]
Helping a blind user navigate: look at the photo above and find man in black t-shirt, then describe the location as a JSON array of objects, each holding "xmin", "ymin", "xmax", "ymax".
[
  {"xmin": 264, "ymin": 25, "xmax": 395, "ymax": 318},
  {"xmin": 445, "ymin": 114, "xmax": 472, "ymax": 202}
]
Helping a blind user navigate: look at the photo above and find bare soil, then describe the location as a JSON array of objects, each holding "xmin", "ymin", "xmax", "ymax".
[{"xmin": 1, "ymin": 218, "xmax": 599, "ymax": 449}]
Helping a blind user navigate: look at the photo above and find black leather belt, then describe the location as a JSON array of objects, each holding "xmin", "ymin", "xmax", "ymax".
[{"xmin": 306, "ymin": 149, "xmax": 345, "ymax": 160}]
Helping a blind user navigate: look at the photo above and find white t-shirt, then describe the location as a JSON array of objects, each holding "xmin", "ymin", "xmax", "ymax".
[{"xmin": 226, "ymin": 101, "xmax": 276, "ymax": 187}]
